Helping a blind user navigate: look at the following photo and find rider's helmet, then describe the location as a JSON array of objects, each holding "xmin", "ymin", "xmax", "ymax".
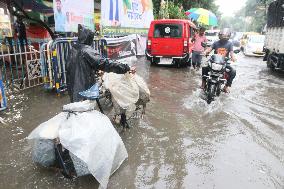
[{"xmin": 218, "ymin": 28, "xmax": 231, "ymax": 41}]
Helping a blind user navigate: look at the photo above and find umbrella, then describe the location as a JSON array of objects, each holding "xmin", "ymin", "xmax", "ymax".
[{"xmin": 186, "ymin": 8, "xmax": 218, "ymax": 26}]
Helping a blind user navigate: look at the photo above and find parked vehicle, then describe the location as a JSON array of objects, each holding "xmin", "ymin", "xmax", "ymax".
[
  {"xmin": 243, "ymin": 35, "xmax": 265, "ymax": 56},
  {"xmin": 240, "ymin": 32, "xmax": 260, "ymax": 51},
  {"xmin": 146, "ymin": 19, "xmax": 196, "ymax": 67},
  {"xmin": 205, "ymin": 29, "xmax": 220, "ymax": 47},
  {"xmin": 263, "ymin": 0, "xmax": 284, "ymax": 71}
]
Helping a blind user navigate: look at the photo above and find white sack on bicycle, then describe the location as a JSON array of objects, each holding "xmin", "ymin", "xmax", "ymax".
[
  {"xmin": 103, "ymin": 73, "xmax": 139, "ymax": 109},
  {"xmin": 27, "ymin": 101, "xmax": 128, "ymax": 189},
  {"xmin": 134, "ymin": 74, "xmax": 150, "ymax": 102}
]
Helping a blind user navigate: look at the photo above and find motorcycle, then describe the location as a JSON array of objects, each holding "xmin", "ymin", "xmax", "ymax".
[{"xmin": 203, "ymin": 54, "xmax": 230, "ymax": 104}]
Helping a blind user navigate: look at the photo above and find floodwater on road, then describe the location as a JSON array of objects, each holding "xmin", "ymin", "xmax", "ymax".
[{"xmin": 0, "ymin": 54, "xmax": 283, "ymax": 189}]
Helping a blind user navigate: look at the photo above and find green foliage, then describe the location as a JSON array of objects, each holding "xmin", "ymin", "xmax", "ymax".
[
  {"xmin": 152, "ymin": 0, "xmax": 220, "ymax": 20},
  {"xmin": 219, "ymin": 0, "xmax": 274, "ymax": 32},
  {"xmin": 244, "ymin": 0, "xmax": 273, "ymax": 32},
  {"xmin": 168, "ymin": 2, "xmax": 187, "ymax": 19},
  {"xmin": 219, "ymin": 8, "xmax": 246, "ymax": 32},
  {"xmin": 152, "ymin": 0, "xmax": 162, "ymax": 17}
]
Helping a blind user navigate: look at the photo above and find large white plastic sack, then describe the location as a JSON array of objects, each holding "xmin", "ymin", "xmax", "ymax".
[
  {"xmin": 103, "ymin": 73, "xmax": 150, "ymax": 107},
  {"xmin": 134, "ymin": 75, "xmax": 150, "ymax": 105},
  {"xmin": 134, "ymin": 75, "xmax": 150, "ymax": 97},
  {"xmin": 27, "ymin": 112, "xmax": 67, "ymax": 140},
  {"xmin": 103, "ymin": 73, "xmax": 139, "ymax": 109},
  {"xmin": 59, "ymin": 109, "xmax": 128, "ymax": 189},
  {"xmin": 27, "ymin": 101, "xmax": 128, "ymax": 189},
  {"xmin": 27, "ymin": 101, "xmax": 96, "ymax": 140},
  {"xmin": 63, "ymin": 100, "xmax": 95, "ymax": 112}
]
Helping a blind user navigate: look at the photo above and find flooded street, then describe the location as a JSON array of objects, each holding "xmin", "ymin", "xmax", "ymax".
[{"xmin": 0, "ymin": 54, "xmax": 283, "ymax": 189}]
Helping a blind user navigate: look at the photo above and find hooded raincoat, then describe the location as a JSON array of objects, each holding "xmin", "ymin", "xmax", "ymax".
[{"xmin": 66, "ymin": 26, "xmax": 130, "ymax": 102}]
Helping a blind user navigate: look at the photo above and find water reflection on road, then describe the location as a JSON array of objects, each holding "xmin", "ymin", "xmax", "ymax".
[{"xmin": 0, "ymin": 54, "xmax": 283, "ymax": 189}]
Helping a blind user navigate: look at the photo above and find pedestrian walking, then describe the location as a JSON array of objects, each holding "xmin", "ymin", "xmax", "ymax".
[{"xmin": 191, "ymin": 27, "xmax": 207, "ymax": 70}]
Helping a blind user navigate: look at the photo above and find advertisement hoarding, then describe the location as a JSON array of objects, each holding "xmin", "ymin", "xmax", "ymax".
[
  {"xmin": 101, "ymin": 0, "xmax": 154, "ymax": 35},
  {"xmin": 53, "ymin": 0, "xmax": 94, "ymax": 32}
]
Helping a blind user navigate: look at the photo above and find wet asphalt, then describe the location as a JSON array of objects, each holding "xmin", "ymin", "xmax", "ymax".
[{"xmin": 0, "ymin": 54, "xmax": 283, "ymax": 189}]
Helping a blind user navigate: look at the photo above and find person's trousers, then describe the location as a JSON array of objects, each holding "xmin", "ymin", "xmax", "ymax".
[{"xmin": 192, "ymin": 51, "xmax": 202, "ymax": 67}]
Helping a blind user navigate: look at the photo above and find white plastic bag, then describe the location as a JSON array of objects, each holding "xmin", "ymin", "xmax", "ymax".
[
  {"xmin": 134, "ymin": 75, "xmax": 150, "ymax": 96},
  {"xmin": 59, "ymin": 109, "xmax": 128, "ymax": 189},
  {"xmin": 63, "ymin": 100, "xmax": 95, "ymax": 112},
  {"xmin": 134, "ymin": 74, "xmax": 150, "ymax": 104},
  {"xmin": 27, "ymin": 100, "xmax": 96, "ymax": 140},
  {"xmin": 103, "ymin": 73, "xmax": 139, "ymax": 109},
  {"xmin": 27, "ymin": 112, "xmax": 67, "ymax": 140},
  {"xmin": 27, "ymin": 101, "xmax": 128, "ymax": 189}
]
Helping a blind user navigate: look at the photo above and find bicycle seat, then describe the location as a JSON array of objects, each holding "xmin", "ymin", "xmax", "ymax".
[{"xmin": 79, "ymin": 84, "xmax": 100, "ymax": 100}]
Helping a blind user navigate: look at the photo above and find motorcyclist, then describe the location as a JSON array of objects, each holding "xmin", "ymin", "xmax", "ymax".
[
  {"xmin": 202, "ymin": 28, "xmax": 236, "ymax": 93},
  {"xmin": 66, "ymin": 24, "xmax": 135, "ymax": 102}
]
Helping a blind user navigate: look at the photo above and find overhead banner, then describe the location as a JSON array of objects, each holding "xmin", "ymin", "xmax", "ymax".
[
  {"xmin": 101, "ymin": 0, "xmax": 154, "ymax": 35},
  {"xmin": 53, "ymin": 0, "xmax": 94, "ymax": 32}
]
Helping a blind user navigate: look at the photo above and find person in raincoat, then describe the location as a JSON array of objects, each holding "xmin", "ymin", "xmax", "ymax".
[{"xmin": 66, "ymin": 25, "xmax": 134, "ymax": 102}]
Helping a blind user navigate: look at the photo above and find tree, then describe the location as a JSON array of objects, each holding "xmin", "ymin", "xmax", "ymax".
[
  {"xmin": 168, "ymin": 2, "xmax": 187, "ymax": 19},
  {"xmin": 244, "ymin": 0, "xmax": 274, "ymax": 32},
  {"xmin": 219, "ymin": 8, "xmax": 246, "ymax": 32},
  {"xmin": 152, "ymin": 0, "xmax": 220, "ymax": 20},
  {"xmin": 157, "ymin": 0, "xmax": 169, "ymax": 19},
  {"xmin": 219, "ymin": 0, "xmax": 274, "ymax": 32}
]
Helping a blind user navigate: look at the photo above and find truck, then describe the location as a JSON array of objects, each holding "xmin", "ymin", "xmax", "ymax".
[{"xmin": 263, "ymin": 0, "xmax": 284, "ymax": 71}]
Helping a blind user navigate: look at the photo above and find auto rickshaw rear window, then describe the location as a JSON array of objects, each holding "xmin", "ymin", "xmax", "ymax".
[{"xmin": 153, "ymin": 24, "xmax": 182, "ymax": 38}]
